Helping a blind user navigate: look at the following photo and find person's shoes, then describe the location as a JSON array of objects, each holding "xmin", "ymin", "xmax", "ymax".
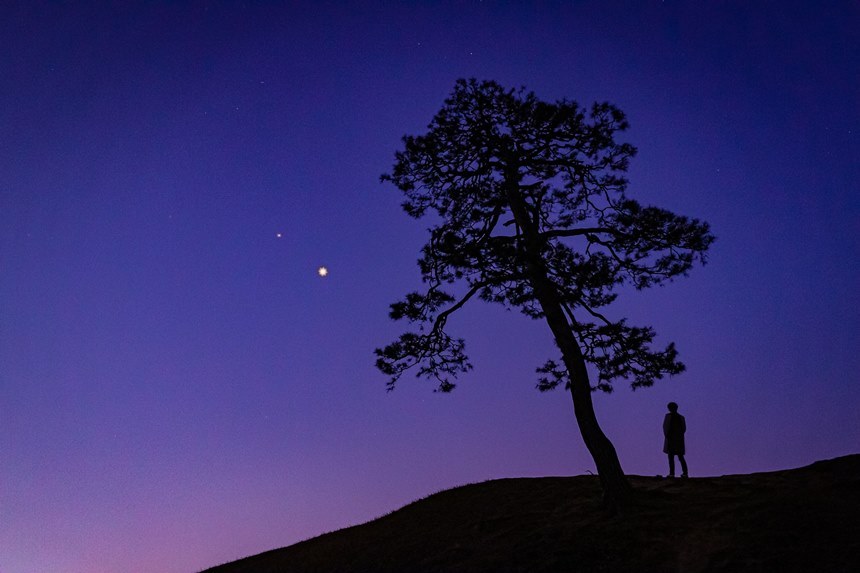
[
  {"xmin": 681, "ymin": 473, "xmax": 689, "ymax": 479},
  {"xmin": 666, "ymin": 474, "xmax": 675, "ymax": 479}
]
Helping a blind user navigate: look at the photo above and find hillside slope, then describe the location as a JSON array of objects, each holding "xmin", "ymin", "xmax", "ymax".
[{"xmin": 201, "ymin": 454, "xmax": 860, "ymax": 573}]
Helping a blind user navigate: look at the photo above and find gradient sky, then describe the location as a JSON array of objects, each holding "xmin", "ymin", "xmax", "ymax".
[{"xmin": 1, "ymin": 2, "xmax": 858, "ymax": 572}]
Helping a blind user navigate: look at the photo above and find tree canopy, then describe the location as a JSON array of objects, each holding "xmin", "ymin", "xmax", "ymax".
[{"xmin": 376, "ymin": 79, "xmax": 714, "ymax": 396}]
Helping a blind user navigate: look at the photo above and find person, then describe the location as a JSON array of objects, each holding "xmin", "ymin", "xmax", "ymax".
[{"xmin": 663, "ymin": 402, "xmax": 688, "ymax": 478}]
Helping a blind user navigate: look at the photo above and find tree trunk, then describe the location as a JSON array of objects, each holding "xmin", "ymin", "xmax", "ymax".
[
  {"xmin": 530, "ymin": 266, "xmax": 633, "ymax": 510},
  {"xmin": 504, "ymin": 176, "xmax": 632, "ymax": 510}
]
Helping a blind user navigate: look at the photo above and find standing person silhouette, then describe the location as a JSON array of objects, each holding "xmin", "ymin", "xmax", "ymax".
[{"xmin": 663, "ymin": 402, "xmax": 688, "ymax": 478}]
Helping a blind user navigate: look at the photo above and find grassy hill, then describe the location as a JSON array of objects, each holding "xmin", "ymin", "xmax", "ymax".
[{"xmin": 201, "ymin": 454, "xmax": 860, "ymax": 572}]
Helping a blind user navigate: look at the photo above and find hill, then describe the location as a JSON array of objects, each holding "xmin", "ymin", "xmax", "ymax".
[{"xmin": 201, "ymin": 454, "xmax": 860, "ymax": 572}]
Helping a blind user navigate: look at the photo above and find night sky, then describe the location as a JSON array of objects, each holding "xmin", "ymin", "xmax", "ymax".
[{"xmin": 1, "ymin": 2, "xmax": 858, "ymax": 572}]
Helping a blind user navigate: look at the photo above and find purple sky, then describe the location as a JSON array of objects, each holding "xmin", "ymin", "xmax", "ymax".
[{"xmin": 1, "ymin": 2, "xmax": 858, "ymax": 572}]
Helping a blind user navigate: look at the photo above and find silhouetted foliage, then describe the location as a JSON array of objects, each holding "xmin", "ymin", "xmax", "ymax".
[
  {"xmin": 376, "ymin": 79, "xmax": 714, "ymax": 505},
  {"xmin": 377, "ymin": 79, "xmax": 712, "ymax": 392}
]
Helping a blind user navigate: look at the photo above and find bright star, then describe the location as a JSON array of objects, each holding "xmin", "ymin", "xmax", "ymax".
[{"xmin": 317, "ymin": 266, "xmax": 329, "ymax": 277}]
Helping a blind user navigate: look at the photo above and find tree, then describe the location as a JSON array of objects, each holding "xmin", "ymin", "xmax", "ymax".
[{"xmin": 375, "ymin": 79, "xmax": 714, "ymax": 508}]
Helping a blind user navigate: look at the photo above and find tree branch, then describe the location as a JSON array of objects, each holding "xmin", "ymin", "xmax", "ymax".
[
  {"xmin": 539, "ymin": 227, "xmax": 621, "ymax": 240},
  {"xmin": 432, "ymin": 282, "xmax": 485, "ymax": 332}
]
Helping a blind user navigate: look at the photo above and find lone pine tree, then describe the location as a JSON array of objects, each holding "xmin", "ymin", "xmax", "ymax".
[{"xmin": 375, "ymin": 79, "xmax": 714, "ymax": 507}]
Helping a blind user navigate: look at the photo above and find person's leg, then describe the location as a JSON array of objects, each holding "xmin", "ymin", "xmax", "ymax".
[
  {"xmin": 668, "ymin": 454, "xmax": 675, "ymax": 477},
  {"xmin": 679, "ymin": 455, "xmax": 688, "ymax": 477}
]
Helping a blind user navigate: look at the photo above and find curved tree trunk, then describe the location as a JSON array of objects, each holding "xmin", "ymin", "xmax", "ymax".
[
  {"xmin": 529, "ymin": 265, "xmax": 632, "ymax": 510},
  {"xmin": 505, "ymin": 177, "xmax": 632, "ymax": 510}
]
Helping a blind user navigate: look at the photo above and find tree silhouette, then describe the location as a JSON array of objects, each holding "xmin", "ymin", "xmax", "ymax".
[{"xmin": 376, "ymin": 79, "xmax": 714, "ymax": 507}]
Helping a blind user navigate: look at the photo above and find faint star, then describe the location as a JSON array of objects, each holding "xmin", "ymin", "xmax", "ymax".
[{"xmin": 318, "ymin": 266, "xmax": 329, "ymax": 277}]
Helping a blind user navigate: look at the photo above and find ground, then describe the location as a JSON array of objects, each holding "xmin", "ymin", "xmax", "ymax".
[{"xmin": 201, "ymin": 454, "xmax": 860, "ymax": 573}]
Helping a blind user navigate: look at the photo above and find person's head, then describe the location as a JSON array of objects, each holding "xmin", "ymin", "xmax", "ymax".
[{"xmin": 667, "ymin": 402, "xmax": 678, "ymax": 413}]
